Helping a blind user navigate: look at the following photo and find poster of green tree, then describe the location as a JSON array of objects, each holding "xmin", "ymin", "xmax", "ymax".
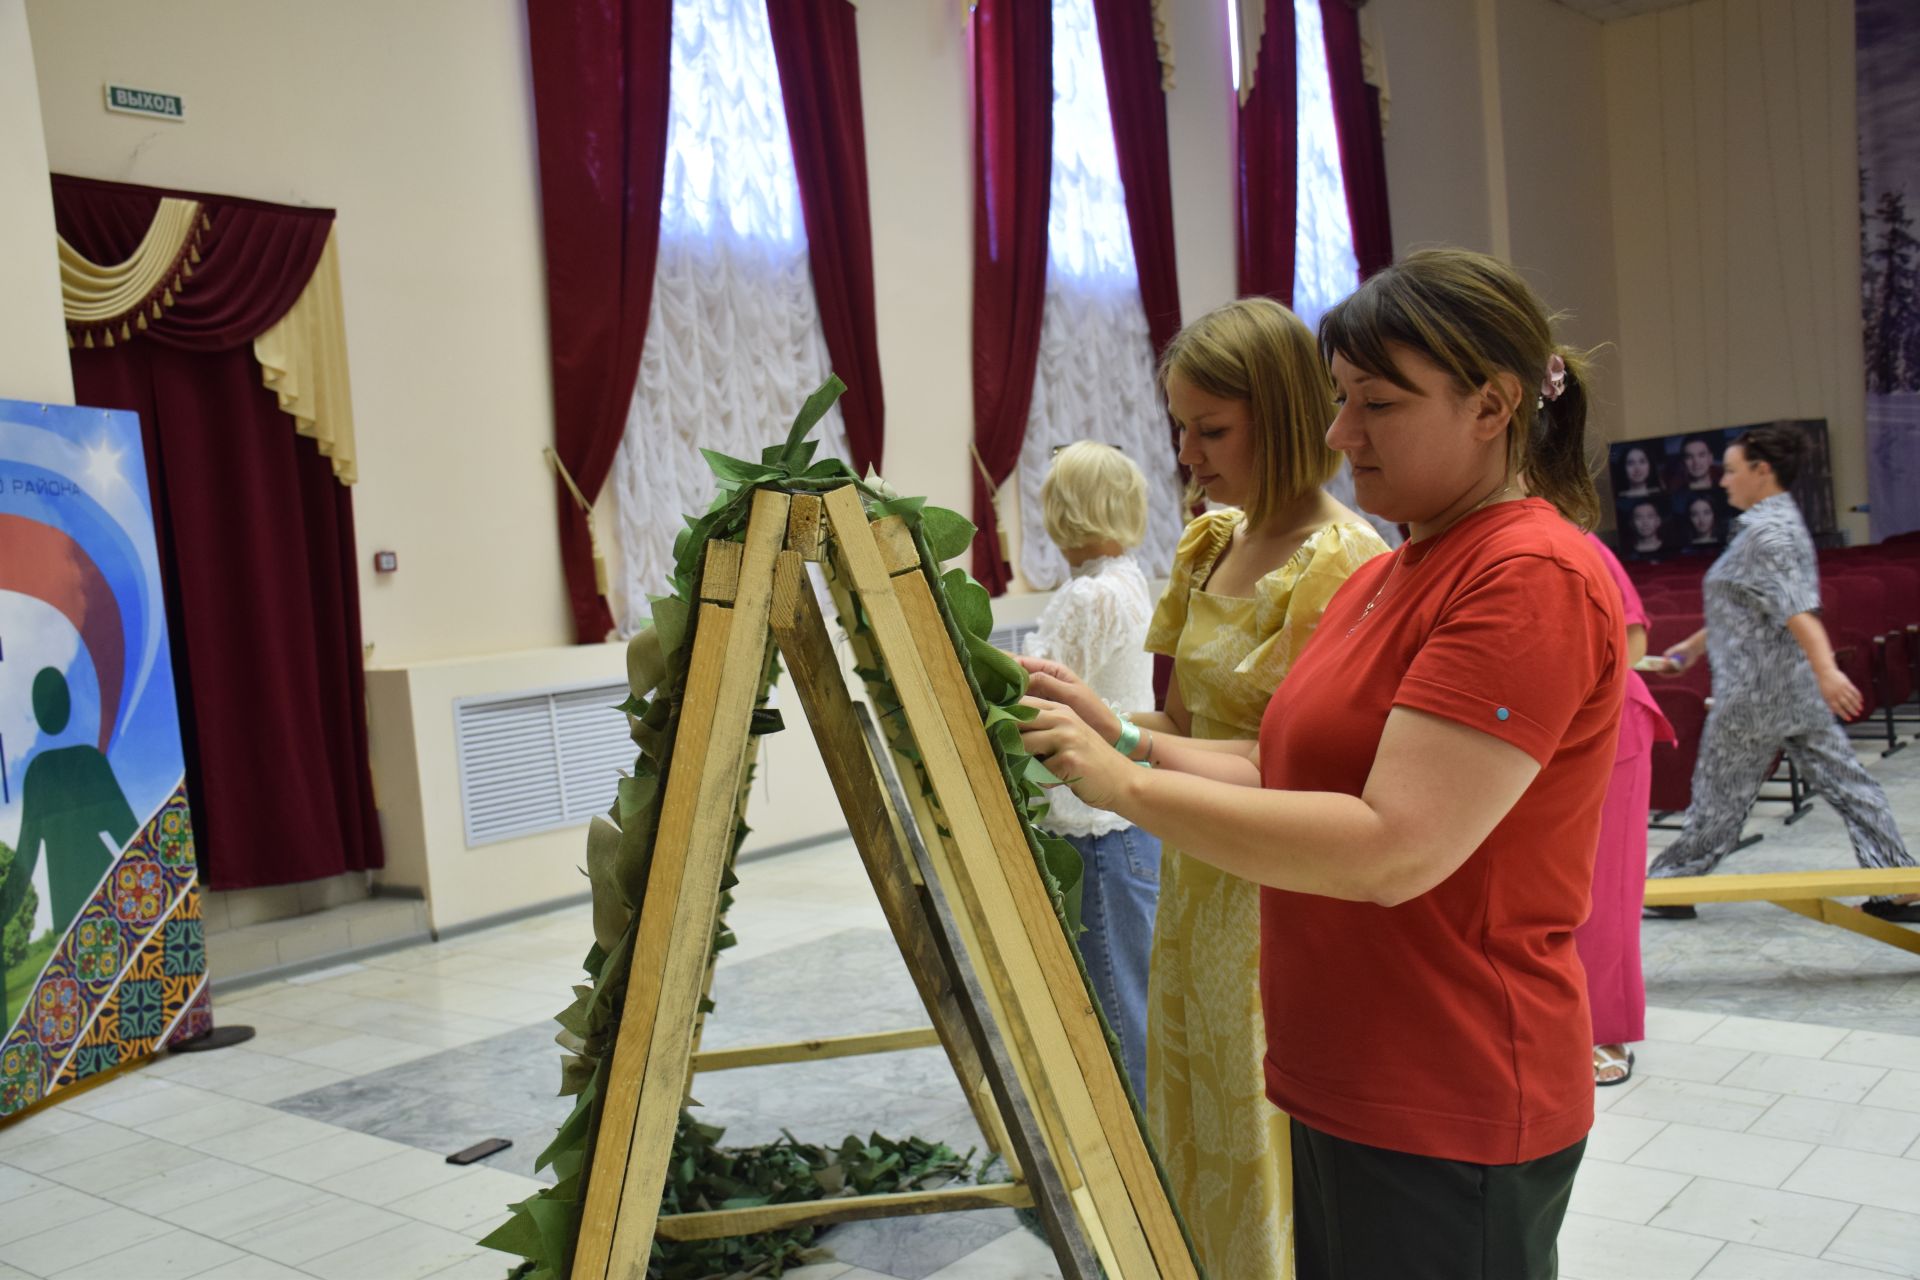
[
  {"xmin": 1859, "ymin": 0, "xmax": 1920, "ymax": 540},
  {"xmin": 0, "ymin": 399, "xmax": 208, "ymax": 1116}
]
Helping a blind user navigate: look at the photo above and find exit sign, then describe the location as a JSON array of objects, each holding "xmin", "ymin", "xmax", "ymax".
[{"xmin": 104, "ymin": 84, "xmax": 184, "ymax": 121}]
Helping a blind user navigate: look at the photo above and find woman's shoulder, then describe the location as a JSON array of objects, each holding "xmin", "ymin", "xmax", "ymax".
[
  {"xmin": 1170, "ymin": 508, "xmax": 1240, "ymax": 572},
  {"xmin": 1278, "ymin": 518, "xmax": 1392, "ymax": 583}
]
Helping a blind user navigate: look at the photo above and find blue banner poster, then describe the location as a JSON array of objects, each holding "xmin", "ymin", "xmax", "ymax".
[
  {"xmin": 0, "ymin": 399, "xmax": 208, "ymax": 1117},
  {"xmin": 1860, "ymin": 0, "xmax": 1920, "ymax": 540}
]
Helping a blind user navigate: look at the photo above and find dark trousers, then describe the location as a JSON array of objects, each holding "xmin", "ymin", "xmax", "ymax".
[{"xmin": 1291, "ymin": 1118, "xmax": 1585, "ymax": 1280}]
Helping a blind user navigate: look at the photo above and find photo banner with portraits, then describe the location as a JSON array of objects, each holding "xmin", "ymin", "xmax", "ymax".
[
  {"xmin": 0, "ymin": 399, "xmax": 209, "ymax": 1118},
  {"xmin": 1607, "ymin": 420, "xmax": 1836, "ymax": 562},
  {"xmin": 1859, "ymin": 0, "xmax": 1920, "ymax": 542}
]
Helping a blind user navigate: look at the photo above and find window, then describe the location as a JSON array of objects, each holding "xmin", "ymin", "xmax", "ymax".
[
  {"xmin": 1016, "ymin": 0, "xmax": 1189, "ymax": 592},
  {"xmin": 1291, "ymin": 0, "xmax": 1361, "ymax": 330},
  {"xmin": 613, "ymin": 0, "xmax": 848, "ymax": 627}
]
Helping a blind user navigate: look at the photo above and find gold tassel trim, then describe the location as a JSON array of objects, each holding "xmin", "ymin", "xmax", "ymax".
[
  {"xmin": 136, "ymin": 312, "xmax": 147, "ymax": 331},
  {"xmin": 82, "ymin": 331, "xmax": 94, "ymax": 348}
]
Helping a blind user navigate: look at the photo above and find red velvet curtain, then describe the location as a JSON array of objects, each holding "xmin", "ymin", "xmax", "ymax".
[
  {"xmin": 1236, "ymin": 0, "xmax": 1298, "ymax": 301},
  {"xmin": 1091, "ymin": 0, "xmax": 1182, "ymax": 360},
  {"xmin": 526, "ymin": 0, "xmax": 673, "ymax": 642},
  {"xmin": 52, "ymin": 176, "xmax": 384, "ymax": 891},
  {"xmin": 1321, "ymin": 0, "xmax": 1393, "ymax": 279},
  {"xmin": 969, "ymin": 0, "xmax": 1053, "ymax": 593},
  {"xmin": 767, "ymin": 0, "xmax": 885, "ymax": 476}
]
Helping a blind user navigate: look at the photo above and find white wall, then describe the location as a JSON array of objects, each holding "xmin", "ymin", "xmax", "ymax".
[
  {"xmin": 1602, "ymin": 0, "xmax": 1867, "ymax": 542},
  {"xmin": 25, "ymin": 0, "xmax": 571, "ymax": 665},
  {"xmin": 0, "ymin": 1, "xmax": 73, "ymax": 406}
]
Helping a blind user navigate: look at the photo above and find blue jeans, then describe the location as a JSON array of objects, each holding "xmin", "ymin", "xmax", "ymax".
[{"xmin": 1063, "ymin": 825, "xmax": 1161, "ymax": 1097}]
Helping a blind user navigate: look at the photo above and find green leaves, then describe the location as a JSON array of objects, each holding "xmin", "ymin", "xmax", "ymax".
[{"xmin": 919, "ymin": 506, "xmax": 976, "ymax": 563}]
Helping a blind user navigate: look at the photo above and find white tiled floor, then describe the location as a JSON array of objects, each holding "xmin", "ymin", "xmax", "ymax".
[{"xmin": 1, "ymin": 822, "xmax": 1918, "ymax": 1277}]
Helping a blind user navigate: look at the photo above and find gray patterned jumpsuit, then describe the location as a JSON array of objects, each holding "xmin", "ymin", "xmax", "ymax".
[{"xmin": 1647, "ymin": 493, "xmax": 1914, "ymax": 881}]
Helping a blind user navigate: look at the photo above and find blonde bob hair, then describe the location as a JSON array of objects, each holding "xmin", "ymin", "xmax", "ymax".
[
  {"xmin": 1041, "ymin": 442, "xmax": 1149, "ymax": 551},
  {"xmin": 1157, "ymin": 297, "xmax": 1341, "ymax": 529}
]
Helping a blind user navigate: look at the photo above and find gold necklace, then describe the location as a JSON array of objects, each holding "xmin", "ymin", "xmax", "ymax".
[{"xmin": 1344, "ymin": 484, "xmax": 1518, "ymax": 637}]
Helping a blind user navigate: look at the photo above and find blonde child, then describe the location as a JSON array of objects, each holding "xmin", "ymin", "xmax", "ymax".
[{"xmin": 1023, "ymin": 441, "xmax": 1159, "ymax": 1092}]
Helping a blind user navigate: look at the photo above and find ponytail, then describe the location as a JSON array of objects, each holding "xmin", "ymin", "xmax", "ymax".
[{"xmin": 1525, "ymin": 345, "xmax": 1601, "ymax": 530}]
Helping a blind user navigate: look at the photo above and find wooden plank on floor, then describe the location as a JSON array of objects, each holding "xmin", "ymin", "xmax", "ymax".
[
  {"xmin": 1774, "ymin": 898, "xmax": 1920, "ymax": 956},
  {"xmin": 690, "ymin": 1027, "xmax": 941, "ymax": 1074},
  {"xmin": 654, "ymin": 1182, "xmax": 1032, "ymax": 1241},
  {"xmin": 1645, "ymin": 867, "xmax": 1920, "ymax": 904}
]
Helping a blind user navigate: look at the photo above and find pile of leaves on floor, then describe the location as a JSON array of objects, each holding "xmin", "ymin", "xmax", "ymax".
[{"xmin": 482, "ymin": 377, "xmax": 1037, "ymax": 1280}]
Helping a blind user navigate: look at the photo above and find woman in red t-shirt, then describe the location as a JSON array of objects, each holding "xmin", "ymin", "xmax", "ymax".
[{"xmin": 1020, "ymin": 249, "xmax": 1626, "ymax": 1280}]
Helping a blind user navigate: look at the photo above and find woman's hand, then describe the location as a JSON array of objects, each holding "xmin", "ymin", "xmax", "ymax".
[
  {"xmin": 1661, "ymin": 630, "xmax": 1707, "ymax": 674},
  {"xmin": 1816, "ymin": 666, "xmax": 1864, "ymax": 720},
  {"xmin": 1015, "ymin": 655, "xmax": 1124, "ymax": 744},
  {"xmin": 1017, "ymin": 697, "xmax": 1136, "ymax": 812}
]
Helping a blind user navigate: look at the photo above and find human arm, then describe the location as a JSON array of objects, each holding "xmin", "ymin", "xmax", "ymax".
[
  {"xmin": 1660, "ymin": 628, "xmax": 1707, "ymax": 672},
  {"xmin": 1785, "ymin": 611, "xmax": 1863, "ymax": 719},
  {"xmin": 1019, "ymin": 703, "xmax": 1539, "ymax": 905},
  {"xmin": 1626, "ymin": 624, "xmax": 1648, "ymax": 666}
]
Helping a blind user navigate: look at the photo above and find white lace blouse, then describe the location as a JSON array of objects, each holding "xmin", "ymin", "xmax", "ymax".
[{"xmin": 1021, "ymin": 554, "xmax": 1156, "ymax": 837}]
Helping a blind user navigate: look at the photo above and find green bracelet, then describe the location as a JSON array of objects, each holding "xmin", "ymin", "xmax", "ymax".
[{"xmin": 1113, "ymin": 718, "xmax": 1141, "ymax": 757}]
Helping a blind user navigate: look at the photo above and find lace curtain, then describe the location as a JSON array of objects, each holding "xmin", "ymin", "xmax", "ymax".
[
  {"xmin": 1292, "ymin": 0, "xmax": 1360, "ymax": 332},
  {"xmin": 612, "ymin": 0, "xmax": 848, "ymax": 628},
  {"xmin": 1017, "ymin": 0, "xmax": 1186, "ymax": 592}
]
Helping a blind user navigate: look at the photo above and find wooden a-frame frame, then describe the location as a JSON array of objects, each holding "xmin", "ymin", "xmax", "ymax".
[{"xmin": 566, "ymin": 487, "xmax": 1200, "ymax": 1280}]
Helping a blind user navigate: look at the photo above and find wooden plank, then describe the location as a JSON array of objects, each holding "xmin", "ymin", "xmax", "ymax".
[
  {"xmin": 857, "ymin": 704, "xmax": 1103, "ymax": 1279},
  {"xmin": 570, "ymin": 603, "xmax": 735, "ymax": 1280},
  {"xmin": 574, "ymin": 491, "xmax": 791, "ymax": 1280},
  {"xmin": 690, "ymin": 1027, "xmax": 942, "ymax": 1074},
  {"xmin": 1774, "ymin": 899, "xmax": 1920, "ymax": 957},
  {"xmin": 872, "ymin": 514, "xmax": 920, "ymax": 575},
  {"xmin": 768, "ymin": 549, "xmax": 1010, "ymax": 1148},
  {"xmin": 654, "ymin": 1182, "xmax": 1032, "ymax": 1242},
  {"xmin": 883, "ymin": 560, "xmax": 1195, "ymax": 1279},
  {"xmin": 787, "ymin": 492, "xmax": 826, "ymax": 560},
  {"xmin": 821, "ymin": 486, "xmax": 1180, "ymax": 1279},
  {"xmin": 700, "ymin": 540, "xmax": 743, "ymax": 603},
  {"xmin": 1644, "ymin": 868, "xmax": 1920, "ymax": 905}
]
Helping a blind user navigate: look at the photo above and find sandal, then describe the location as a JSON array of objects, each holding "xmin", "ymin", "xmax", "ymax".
[{"xmin": 1594, "ymin": 1044, "xmax": 1634, "ymax": 1087}]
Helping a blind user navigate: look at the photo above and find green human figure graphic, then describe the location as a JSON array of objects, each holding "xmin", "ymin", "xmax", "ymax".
[{"xmin": 2, "ymin": 668, "xmax": 137, "ymax": 944}]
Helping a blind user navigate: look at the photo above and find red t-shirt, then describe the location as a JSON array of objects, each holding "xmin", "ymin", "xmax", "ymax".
[{"xmin": 1257, "ymin": 499, "xmax": 1626, "ymax": 1165}]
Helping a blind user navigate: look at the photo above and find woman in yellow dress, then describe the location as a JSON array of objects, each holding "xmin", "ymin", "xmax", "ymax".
[{"xmin": 1023, "ymin": 297, "xmax": 1386, "ymax": 1277}]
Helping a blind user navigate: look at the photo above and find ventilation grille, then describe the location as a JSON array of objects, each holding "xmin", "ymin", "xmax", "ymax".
[
  {"xmin": 987, "ymin": 621, "xmax": 1040, "ymax": 657},
  {"xmin": 454, "ymin": 682, "xmax": 634, "ymax": 848}
]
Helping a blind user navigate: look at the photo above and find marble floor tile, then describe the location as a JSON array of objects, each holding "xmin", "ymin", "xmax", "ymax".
[
  {"xmin": 314, "ymin": 1146, "xmax": 470, "ymax": 1206},
  {"xmin": 1828, "ymin": 1028, "xmax": 1920, "ymax": 1074},
  {"xmin": 1696, "ymin": 1014, "xmax": 1852, "ymax": 1059},
  {"xmin": 186, "ymin": 1112, "xmax": 340, "ymax": 1163},
  {"xmin": 191, "ymin": 1255, "xmax": 315, "ymax": 1280},
  {"xmin": 1648, "ymin": 1176, "xmax": 1857, "ymax": 1256},
  {"xmin": 302, "ymin": 1219, "xmax": 489, "ymax": 1280},
  {"xmin": 0, "ymin": 1205, "xmax": 173, "ymax": 1275},
  {"xmin": 384, "ymin": 1165, "xmax": 545, "ymax": 1232},
  {"xmin": 1748, "ymin": 1094, "xmax": 1920, "ymax": 1156},
  {"xmin": 817, "ymin": 1207, "xmax": 1019, "ymax": 1280},
  {"xmin": 164, "ymin": 1173, "xmax": 332, "ymax": 1242},
  {"xmin": 225, "ymin": 1193, "xmax": 412, "ymax": 1265},
  {"xmin": 1823, "ymin": 1205, "xmax": 1920, "ymax": 1277},
  {"xmin": 45, "ymin": 1226, "xmax": 243, "ymax": 1280},
  {"xmin": 106, "ymin": 1156, "xmax": 260, "ymax": 1217},
  {"xmin": 1641, "ymin": 1006, "xmax": 1728, "ymax": 1044},
  {"xmin": 1566, "ymin": 1158, "xmax": 1692, "ymax": 1224},
  {"xmin": 1784, "ymin": 1145, "xmax": 1920, "ymax": 1215},
  {"xmin": 0, "ymin": 1105, "xmax": 89, "ymax": 1155},
  {"xmin": 0, "ymin": 1185, "xmax": 114, "ymax": 1246},
  {"xmin": 1861, "ymin": 1069, "xmax": 1920, "ymax": 1115},
  {"xmin": 1610, "ymin": 1076, "xmax": 1780, "ymax": 1132},
  {"xmin": 246, "ymin": 1127, "xmax": 412, "ymax": 1183},
  {"xmin": 1698, "ymin": 1242, "xmax": 1898, "ymax": 1279},
  {"xmin": 1720, "ymin": 1052, "xmax": 1890, "ymax": 1104},
  {"xmin": 1542, "ymin": 1213, "xmax": 1726, "ymax": 1280},
  {"xmin": 0, "ymin": 1165, "xmax": 51, "ymax": 1201},
  {"xmin": 917, "ymin": 1220, "xmax": 1061, "ymax": 1280},
  {"xmin": 44, "ymin": 1135, "xmax": 209, "ymax": 1196},
  {"xmin": 1, "ymin": 1119, "xmax": 146, "ymax": 1174},
  {"xmin": 1632, "ymin": 1038, "xmax": 1751, "ymax": 1085},
  {"xmin": 1627, "ymin": 1122, "xmax": 1817, "ymax": 1189}
]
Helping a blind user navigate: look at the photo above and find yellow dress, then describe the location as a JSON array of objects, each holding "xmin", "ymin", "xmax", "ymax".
[{"xmin": 1143, "ymin": 509, "xmax": 1387, "ymax": 1280}]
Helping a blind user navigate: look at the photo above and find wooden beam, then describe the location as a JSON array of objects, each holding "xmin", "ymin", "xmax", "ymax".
[
  {"xmin": 787, "ymin": 492, "xmax": 826, "ymax": 560},
  {"xmin": 700, "ymin": 540, "xmax": 743, "ymax": 604},
  {"xmin": 822, "ymin": 486, "xmax": 1188, "ymax": 1280},
  {"xmin": 690, "ymin": 1027, "xmax": 942, "ymax": 1073},
  {"xmin": 1644, "ymin": 867, "xmax": 1920, "ymax": 905},
  {"xmin": 654, "ymin": 1182, "xmax": 1032, "ymax": 1242},
  {"xmin": 573, "ymin": 490, "xmax": 790, "ymax": 1280},
  {"xmin": 1773, "ymin": 898, "xmax": 1920, "ymax": 956}
]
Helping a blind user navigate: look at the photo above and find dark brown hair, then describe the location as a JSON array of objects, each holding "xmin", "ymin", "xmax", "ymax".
[
  {"xmin": 1729, "ymin": 422, "xmax": 1806, "ymax": 489},
  {"xmin": 1318, "ymin": 248, "xmax": 1601, "ymax": 529}
]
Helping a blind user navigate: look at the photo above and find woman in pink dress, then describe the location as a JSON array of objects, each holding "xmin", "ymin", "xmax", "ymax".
[{"xmin": 1579, "ymin": 533, "xmax": 1675, "ymax": 1085}]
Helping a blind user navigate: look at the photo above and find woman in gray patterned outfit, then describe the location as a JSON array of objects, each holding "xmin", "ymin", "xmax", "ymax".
[{"xmin": 1646, "ymin": 424, "xmax": 1918, "ymax": 921}]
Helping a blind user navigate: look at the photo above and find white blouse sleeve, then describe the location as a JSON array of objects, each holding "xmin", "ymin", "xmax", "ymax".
[{"xmin": 1024, "ymin": 575, "xmax": 1131, "ymax": 696}]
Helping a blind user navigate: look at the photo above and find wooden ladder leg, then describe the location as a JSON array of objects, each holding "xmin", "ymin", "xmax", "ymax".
[
  {"xmin": 766, "ymin": 549, "xmax": 1101, "ymax": 1279},
  {"xmin": 823, "ymin": 489, "xmax": 1194, "ymax": 1280},
  {"xmin": 572, "ymin": 491, "xmax": 791, "ymax": 1280}
]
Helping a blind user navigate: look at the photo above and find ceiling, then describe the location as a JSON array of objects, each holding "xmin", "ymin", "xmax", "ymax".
[{"xmin": 1552, "ymin": 0, "xmax": 1702, "ymax": 20}]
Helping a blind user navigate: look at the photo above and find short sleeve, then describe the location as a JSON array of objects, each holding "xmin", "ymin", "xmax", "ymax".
[
  {"xmin": 1146, "ymin": 510, "xmax": 1236, "ymax": 656},
  {"xmin": 1585, "ymin": 533, "xmax": 1647, "ymax": 629},
  {"xmin": 1744, "ymin": 530, "xmax": 1822, "ymax": 628},
  {"xmin": 1395, "ymin": 554, "xmax": 1617, "ymax": 766},
  {"xmin": 1237, "ymin": 523, "xmax": 1391, "ymax": 691}
]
